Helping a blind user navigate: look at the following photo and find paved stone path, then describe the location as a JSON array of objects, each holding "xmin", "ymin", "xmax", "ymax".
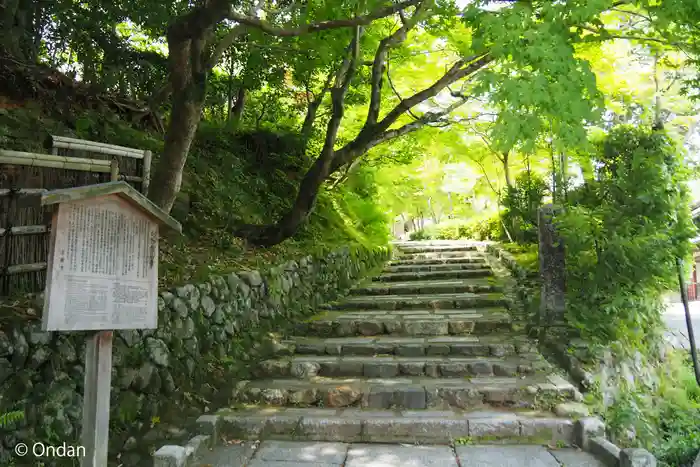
[
  {"xmin": 195, "ymin": 440, "xmax": 606, "ymax": 466},
  {"xmin": 663, "ymin": 299, "xmax": 700, "ymax": 349},
  {"xmin": 179, "ymin": 241, "xmax": 605, "ymax": 466}
]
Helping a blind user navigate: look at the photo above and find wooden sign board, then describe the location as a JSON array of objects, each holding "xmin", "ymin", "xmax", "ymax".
[
  {"xmin": 41, "ymin": 181, "xmax": 181, "ymax": 331},
  {"xmin": 39, "ymin": 181, "xmax": 180, "ymax": 467}
]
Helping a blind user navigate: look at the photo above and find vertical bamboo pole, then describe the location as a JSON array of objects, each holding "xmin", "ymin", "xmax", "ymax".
[
  {"xmin": 110, "ymin": 159, "xmax": 119, "ymax": 182},
  {"xmin": 142, "ymin": 150, "xmax": 152, "ymax": 196}
]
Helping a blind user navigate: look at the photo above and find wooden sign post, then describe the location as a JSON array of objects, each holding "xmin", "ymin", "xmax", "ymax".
[{"xmin": 41, "ymin": 181, "xmax": 181, "ymax": 467}]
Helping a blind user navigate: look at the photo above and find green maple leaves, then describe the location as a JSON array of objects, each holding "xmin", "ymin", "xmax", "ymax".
[{"xmin": 460, "ymin": 0, "xmax": 612, "ymax": 153}]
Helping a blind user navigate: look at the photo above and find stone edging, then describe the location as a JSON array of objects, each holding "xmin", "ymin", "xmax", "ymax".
[
  {"xmin": 484, "ymin": 242, "xmax": 658, "ymax": 467},
  {"xmin": 153, "ymin": 412, "xmax": 657, "ymax": 467}
]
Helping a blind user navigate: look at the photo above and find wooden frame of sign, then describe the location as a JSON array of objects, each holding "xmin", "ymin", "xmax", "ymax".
[{"xmin": 41, "ymin": 181, "xmax": 181, "ymax": 467}]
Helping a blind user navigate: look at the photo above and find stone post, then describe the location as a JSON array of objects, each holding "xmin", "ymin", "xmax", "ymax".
[{"xmin": 538, "ymin": 204, "xmax": 567, "ymax": 340}]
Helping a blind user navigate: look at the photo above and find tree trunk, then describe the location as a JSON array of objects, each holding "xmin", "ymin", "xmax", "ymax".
[
  {"xmin": 1, "ymin": 0, "xmax": 40, "ymax": 61},
  {"xmin": 428, "ymin": 197, "xmax": 438, "ymax": 224},
  {"xmin": 652, "ymin": 52, "xmax": 664, "ymax": 130},
  {"xmin": 149, "ymin": 89, "xmax": 206, "ymax": 211},
  {"xmin": 549, "ymin": 130, "xmax": 557, "ymax": 203},
  {"xmin": 235, "ymin": 27, "xmax": 361, "ymax": 246},
  {"xmin": 237, "ymin": 153, "xmax": 332, "ymax": 246},
  {"xmin": 503, "ymin": 151, "xmax": 512, "ymax": 187},
  {"xmin": 148, "ymin": 37, "xmax": 208, "ymax": 212},
  {"xmin": 229, "ymin": 86, "xmax": 246, "ymax": 127},
  {"xmin": 226, "ymin": 62, "xmax": 233, "ymax": 120}
]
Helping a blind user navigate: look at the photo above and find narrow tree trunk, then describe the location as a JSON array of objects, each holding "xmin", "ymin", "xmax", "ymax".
[
  {"xmin": 230, "ymin": 86, "xmax": 246, "ymax": 126},
  {"xmin": 428, "ymin": 197, "xmax": 438, "ymax": 224},
  {"xmin": 226, "ymin": 63, "xmax": 234, "ymax": 120},
  {"xmin": 652, "ymin": 52, "xmax": 664, "ymax": 130},
  {"xmin": 503, "ymin": 151, "xmax": 512, "ymax": 187},
  {"xmin": 559, "ymin": 151, "xmax": 567, "ymax": 202},
  {"xmin": 549, "ymin": 129, "xmax": 557, "ymax": 203}
]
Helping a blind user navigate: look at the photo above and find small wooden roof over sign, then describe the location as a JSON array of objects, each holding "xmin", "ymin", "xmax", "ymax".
[{"xmin": 41, "ymin": 181, "xmax": 182, "ymax": 234}]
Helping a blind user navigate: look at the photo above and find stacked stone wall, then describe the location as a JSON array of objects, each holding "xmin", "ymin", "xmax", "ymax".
[{"xmin": 0, "ymin": 245, "xmax": 390, "ymax": 465}]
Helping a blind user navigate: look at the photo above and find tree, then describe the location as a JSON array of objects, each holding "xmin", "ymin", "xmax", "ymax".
[
  {"xmin": 231, "ymin": 0, "xmax": 653, "ymax": 245},
  {"xmin": 146, "ymin": 0, "xmax": 422, "ymax": 211},
  {"xmin": 10, "ymin": 0, "xmax": 693, "ymax": 247}
]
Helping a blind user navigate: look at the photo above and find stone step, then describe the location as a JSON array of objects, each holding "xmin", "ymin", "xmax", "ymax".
[
  {"xmin": 254, "ymin": 355, "xmax": 551, "ymax": 379},
  {"xmin": 397, "ymin": 245, "xmax": 479, "ymax": 254},
  {"xmin": 206, "ymin": 406, "xmax": 577, "ymax": 444},
  {"xmin": 375, "ymin": 268, "xmax": 493, "ymax": 281},
  {"xmin": 400, "ymin": 251, "xmax": 485, "ymax": 260},
  {"xmin": 277, "ymin": 335, "xmax": 537, "ymax": 358},
  {"xmin": 297, "ymin": 309, "xmax": 512, "ymax": 337},
  {"xmin": 353, "ymin": 278, "xmax": 502, "ymax": 296},
  {"xmin": 389, "ymin": 257, "xmax": 486, "ymax": 267},
  {"xmin": 231, "ymin": 374, "xmax": 577, "ymax": 411},
  {"xmin": 329, "ymin": 292, "xmax": 508, "ymax": 311}
]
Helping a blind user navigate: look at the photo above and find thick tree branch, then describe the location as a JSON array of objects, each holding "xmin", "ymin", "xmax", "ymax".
[
  {"xmin": 206, "ymin": 25, "xmax": 248, "ymax": 70},
  {"xmin": 169, "ymin": 0, "xmax": 231, "ymax": 43},
  {"xmin": 228, "ymin": 0, "xmax": 421, "ymax": 37},
  {"xmin": 327, "ymin": 53, "xmax": 492, "ymax": 175},
  {"xmin": 324, "ymin": 27, "xmax": 362, "ymax": 155},
  {"xmin": 366, "ymin": 1, "xmax": 425, "ymax": 126},
  {"xmin": 374, "ymin": 54, "xmax": 492, "ymax": 135}
]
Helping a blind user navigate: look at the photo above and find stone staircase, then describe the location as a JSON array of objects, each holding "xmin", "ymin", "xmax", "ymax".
[{"xmin": 156, "ymin": 241, "xmax": 610, "ymax": 466}]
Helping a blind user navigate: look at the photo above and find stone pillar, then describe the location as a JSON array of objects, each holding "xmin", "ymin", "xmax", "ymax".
[{"xmin": 538, "ymin": 204, "xmax": 566, "ymax": 339}]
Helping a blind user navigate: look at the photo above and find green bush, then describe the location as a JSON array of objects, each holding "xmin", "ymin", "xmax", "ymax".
[
  {"xmin": 557, "ymin": 126, "xmax": 695, "ymax": 348},
  {"xmin": 502, "ymin": 172, "xmax": 548, "ymax": 243},
  {"xmin": 409, "ymin": 229, "xmax": 431, "ymax": 240},
  {"xmin": 592, "ymin": 352, "xmax": 700, "ymax": 467},
  {"xmin": 653, "ymin": 354, "xmax": 700, "ymax": 466},
  {"xmin": 471, "ymin": 216, "xmax": 504, "ymax": 241},
  {"xmin": 408, "ymin": 215, "xmax": 504, "ymax": 241}
]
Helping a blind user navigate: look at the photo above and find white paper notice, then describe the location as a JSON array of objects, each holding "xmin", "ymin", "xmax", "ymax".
[{"xmin": 43, "ymin": 195, "xmax": 159, "ymax": 331}]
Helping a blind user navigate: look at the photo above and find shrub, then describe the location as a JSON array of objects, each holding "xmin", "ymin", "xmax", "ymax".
[
  {"xmin": 409, "ymin": 229, "xmax": 431, "ymax": 240},
  {"xmin": 556, "ymin": 126, "xmax": 695, "ymax": 348},
  {"xmin": 471, "ymin": 215, "xmax": 504, "ymax": 241},
  {"xmin": 408, "ymin": 215, "xmax": 504, "ymax": 241},
  {"xmin": 502, "ymin": 172, "xmax": 548, "ymax": 243}
]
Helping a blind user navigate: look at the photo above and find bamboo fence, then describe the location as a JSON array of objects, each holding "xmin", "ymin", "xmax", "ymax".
[{"xmin": 0, "ymin": 137, "xmax": 152, "ymax": 296}]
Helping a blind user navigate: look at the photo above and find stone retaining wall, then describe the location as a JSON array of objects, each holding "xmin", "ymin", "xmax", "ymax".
[
  {"xmin": 0, "ymin": 244, "xmax": 390, "ymax": 466},
  {"xmin": 486, "ymin": 243, "xmax": 659, "ymax": 462}
]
